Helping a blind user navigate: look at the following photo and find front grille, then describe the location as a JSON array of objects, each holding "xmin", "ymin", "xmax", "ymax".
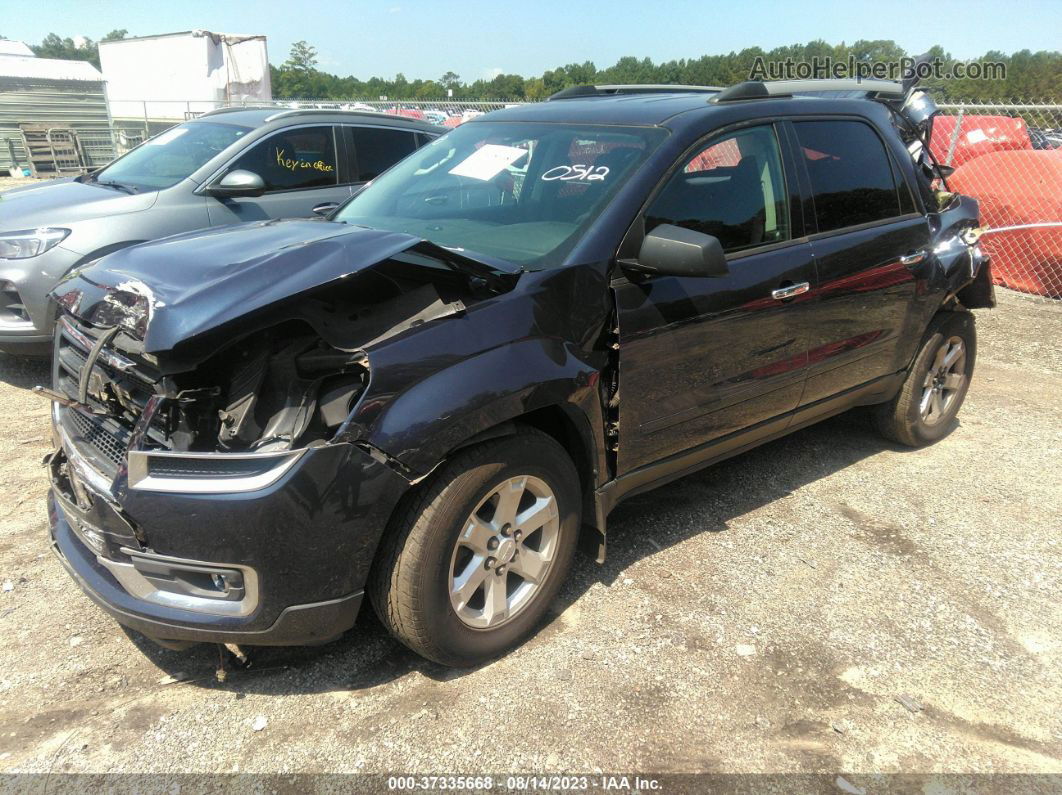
[
  {"xmin": 54, "ymin": 316, "xmax": 164, "ymax": 476},
  {"xmin": 66, "ymin": 408, "xmax": 129, "ymax": 470},
  {"xmin": 147, "ymin": 457, "xmax": 272, "ymax": 478}
]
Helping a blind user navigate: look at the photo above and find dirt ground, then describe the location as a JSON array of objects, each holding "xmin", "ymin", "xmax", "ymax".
[
  {"xmin": 0, "ymin": 289, "xmax": 1058, "ymax": 780},
  {"xmin": 0, "ymin": 176, "xmax": 48, "ymax": 191}
]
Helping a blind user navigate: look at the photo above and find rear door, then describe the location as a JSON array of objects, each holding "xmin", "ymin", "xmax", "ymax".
[
  {"xmin": 615, "ymin": 123, "xmax": 816, "ymax": 474},
  {"xmin": 206, "ymin": 124, "xmax": 351, "ymax": 224},
  {"xmin": 341, "ymin": 125, "xmax": 424, "ymax": 191},
  {"xmin": 788, "ymin": 118, "xmax": 931, "ymax": 405}
]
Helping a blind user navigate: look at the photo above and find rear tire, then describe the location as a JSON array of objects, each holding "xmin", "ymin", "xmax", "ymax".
[
  {"xmin": 873, "ymin": 311, "xmax": 976, "ymax": 447},
  {"xmin": 369, "ymin": 428, "xmax": 580, "ymax": 666}
]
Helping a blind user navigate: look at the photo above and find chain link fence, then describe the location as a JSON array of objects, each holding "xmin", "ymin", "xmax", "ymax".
[{"xmin": 933, "ymin": 100, "xmax": 1062, "ymax": 301}]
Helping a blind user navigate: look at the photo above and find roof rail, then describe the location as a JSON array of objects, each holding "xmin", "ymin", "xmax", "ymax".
[
  {"xmin": 197, "ymin": 106, "xmax": 439, "ymax": 127},
  {"xmin": 265, "ymin": 108, "xmax": 351, "ymax": 122},
  {"xmin": 712, "ymin": 78, "xmax": 906, "ymax": 103},
  {"xmin": 198, "ymin": 105, "xmax": 276, "ymax": 117},
  {"xmin": 262, "ymin": 107, "xmax": 405, "ymax": 123},
  {"xmin": 548, "ymin": 84, "xmax": 723, "ymax": 101}
]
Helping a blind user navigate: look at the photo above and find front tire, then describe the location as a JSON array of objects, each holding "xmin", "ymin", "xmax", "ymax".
[
  {"xmin": 874, "ymin": 311, "xmax": 976, "ymax": 447},
  {"xmin": 369, "ymin": 428, "xmax": 580, "ymax": 666}
]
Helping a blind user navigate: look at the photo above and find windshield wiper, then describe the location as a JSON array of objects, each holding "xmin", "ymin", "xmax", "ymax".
[{"xmin": 95, "ymin": 179, "xmax": 139, "ymax": 195}]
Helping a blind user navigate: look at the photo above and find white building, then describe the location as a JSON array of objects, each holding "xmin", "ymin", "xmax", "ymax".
[
  {"xmin": 0, "ymin": 40, "xmax": 35, "ymax": 57},
  {"xmin": 0, "ymin": 44, "xmax": 111, "ymax": 173},
  {"xmin": 99, "ymin": 30, "xmax": 272, "ymax": 121}
]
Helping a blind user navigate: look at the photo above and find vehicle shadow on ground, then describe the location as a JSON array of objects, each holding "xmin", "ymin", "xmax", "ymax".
[
  {"xmin": 130, "ymin": 407, "xmax": 933, "ymax": 695},
  {"xmin": 0, "ymin": 353, "xmax": 50, "ymax": 389}
]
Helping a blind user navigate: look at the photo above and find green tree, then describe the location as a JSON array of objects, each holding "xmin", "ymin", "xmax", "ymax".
[
  {"xmin": 524, "ymin": 77, "xmax": 549, "ymax": 100},
  {"xmin": 285, "ymin": 41, "xmax": 318, "ymax": 70},
  {"xmin": 28, "ymin": 30, "xmax": 129, "ymax": 69},
  {"xmin": 416, "ymin": 79, "xmax": 445, "ymax": 100},
  {"xmin": 273, "ymin": 40, "xmax": 324, "ymax": 97},
  {"xmin": 487, "ymin": 73, "xmax": 525, "ymax": 99},
  {"xmin": 32, "ymin": 33, "xmax": 99, "ymax": 67}
]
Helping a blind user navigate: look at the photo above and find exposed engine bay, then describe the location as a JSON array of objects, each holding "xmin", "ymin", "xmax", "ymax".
[
  {"xmin": 47, "ymin": 229, "xmax": 520, "ymax": 467},
  {"xmin": 121, "ymin": 323, "xmax": 372, "ymax": 455}
]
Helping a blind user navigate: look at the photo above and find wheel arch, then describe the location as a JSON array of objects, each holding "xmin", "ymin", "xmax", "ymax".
[
  {"xmin": 381, "ymin": 400, "xmax": 610, "ymax": 566},
  {"xmin": 448, "ymin": 404, "xmax": 602, "ymax": 521}
]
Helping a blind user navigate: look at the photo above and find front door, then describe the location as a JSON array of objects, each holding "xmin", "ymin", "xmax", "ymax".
[
  {"xmin": 206, "ymin": 124, "xmax": 352, "ymax": 224},
  {"xmin": 615, "ymin": 123, "xmax": 816, "ymax": 475}
]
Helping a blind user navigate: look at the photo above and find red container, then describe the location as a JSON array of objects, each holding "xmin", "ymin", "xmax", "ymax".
[
  {"xmin": 930, "ymin": 115, "xmax": 1032, "ymax": 167},
  {"xmin": 949, "ymin": 149, "xmax": 1062, "ymax": 297}
]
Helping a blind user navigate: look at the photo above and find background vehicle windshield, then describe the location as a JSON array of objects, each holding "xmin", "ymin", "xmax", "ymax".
[
  {"xmin": 334, "ymin": 121, "xmax": 667, "ymax": 269},
  {"xmin": 94, "ymin": 122, "xmax": 250, "ymax": 191}
]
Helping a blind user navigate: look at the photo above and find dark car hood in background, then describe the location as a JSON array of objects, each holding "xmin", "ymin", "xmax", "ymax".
[{"xmin": 52, "ymin": 218, "xmax": 520, "ymax": 354}]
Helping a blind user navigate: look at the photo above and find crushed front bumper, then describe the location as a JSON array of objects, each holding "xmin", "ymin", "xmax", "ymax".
[{"xmin": 47, "ymin": 407, "xmax": 410, "ymax": 646}]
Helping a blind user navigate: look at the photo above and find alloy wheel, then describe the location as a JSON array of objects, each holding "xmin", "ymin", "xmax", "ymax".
[
  {"xmin": 920, "ymin": 335, "xmax": 966, "ymax": 425},
  {"xmin": 448, "ymin": 475, "xmax": 560, "ymax": 629}
]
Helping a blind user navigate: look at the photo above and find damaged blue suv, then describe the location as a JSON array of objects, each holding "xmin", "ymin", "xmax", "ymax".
[{"xmin": 43, "ymin": 79, "xmax": 994, "ymax": 666}]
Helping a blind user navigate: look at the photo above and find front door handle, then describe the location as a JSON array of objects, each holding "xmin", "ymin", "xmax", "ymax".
[
  {"xmin": 899, "ymin": 250, "xmax": 927, "ymax": 267},
  {"xmin": 771, "ymin": 282, "xmax": 810, "ymax": 301}
]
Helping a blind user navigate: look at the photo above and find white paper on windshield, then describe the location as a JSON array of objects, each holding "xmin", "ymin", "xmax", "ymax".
[
  {"xmin": 146, "ymin": 127, "xmax": 189, "ymax": 146},
  {"xmin": 448, "ymin": 144, "xmax": 527, "ymax": 181}
]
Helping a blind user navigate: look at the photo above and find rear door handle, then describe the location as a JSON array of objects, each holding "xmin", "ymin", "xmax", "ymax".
[
  {"xmin": 771, "ymin": 282, "xmax": 810, "ymax": 300},
  {"xmin": 899, "ymin": 251, "xmax": 927, "ymax": 267}
]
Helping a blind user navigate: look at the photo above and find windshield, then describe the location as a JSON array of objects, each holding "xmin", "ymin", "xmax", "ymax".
[
  {"xmin": 334, "ymin": 122, "xmax": 667, "ymax": 269},
  {"xmin": 94, "ymin": 122, "xmax": 251, "ymax": 191}
]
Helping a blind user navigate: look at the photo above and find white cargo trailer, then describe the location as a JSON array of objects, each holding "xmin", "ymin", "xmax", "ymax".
[{"xmin": 99, "ymin": 30, "xmax": 271, "ymax": 123}]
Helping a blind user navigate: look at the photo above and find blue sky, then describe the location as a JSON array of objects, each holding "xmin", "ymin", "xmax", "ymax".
[{"xmin": 5, "ymin": 0, "xmax": 1060, "ymax": 81}]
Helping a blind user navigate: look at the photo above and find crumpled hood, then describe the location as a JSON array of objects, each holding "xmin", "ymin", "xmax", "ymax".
[
  {"xmin": 0, "ymin": 178, "xmax": 156, "ymax": 229},
  {"xmin": 52, "ymin": 218, "xmax": 519, "ymax": 354}
]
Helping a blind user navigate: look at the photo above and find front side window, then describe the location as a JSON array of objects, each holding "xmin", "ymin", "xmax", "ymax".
[
  {"xmin": 94, "ymin": 121, "xmax": 250, "ymax": 191},
  {"xmin": 229, "ymin": 125, "xmax": 338, "ymax": 192},
  {"xmin": 346, "ymin": 127, "xmax": 419, "ymax": 181},
  {"xmin": 793, "ymin": 120, "xmax": 901, "ymax": 233},
  {"xmin": 334, "ymin": 122, "xmax": 667, "ymax": 269},
  {"xmin": 646, "ymin": 125, "xmax": 790, "ymax": 253}
]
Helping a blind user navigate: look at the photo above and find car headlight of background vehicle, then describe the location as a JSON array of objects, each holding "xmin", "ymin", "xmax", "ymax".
[{"xmin": 0, "ymin": 228, "xmax": 70, "ymax": 260}]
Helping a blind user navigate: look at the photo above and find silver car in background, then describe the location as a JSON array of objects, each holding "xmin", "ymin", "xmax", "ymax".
[{"xmin": 0, "ymin": 108, "xmax": 441, "ymax": 355}]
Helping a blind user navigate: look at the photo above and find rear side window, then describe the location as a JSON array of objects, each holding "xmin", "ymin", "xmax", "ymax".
[
  {"xmin": 646, "ymin": 125, "xmax": 789, "ymax": 253},
  {"xmin": 346, "ymin": 127, "xmax": 419, "ymax": 181},
  {"xmin": 229, "ymin": 125, "xmax": 338, "ymax": 192},
  {"xmin": 793, "ymin": 120, "xmax": 901, "ymax": 233}
]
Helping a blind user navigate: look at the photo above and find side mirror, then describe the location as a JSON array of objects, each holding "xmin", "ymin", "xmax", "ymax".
[
  {"xmin": 626, "ymin": 224, "xmax": 729, "ymax": 278},
  {"xmin": 312, "ymin": 202, "xmax": 339, "ymax": 217},
  {"xmin": 208, "ymin": 169, "xmax": 266, "ymax": 197}
]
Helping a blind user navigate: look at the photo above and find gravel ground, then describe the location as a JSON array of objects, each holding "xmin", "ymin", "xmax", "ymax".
[
  {"xmin": 0, "ymin": 289, "xmax": 1058, "ymax": 779},
  {"xmin": 0, "ymin": 176, "xmax": 48, "ymax": 192}
]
